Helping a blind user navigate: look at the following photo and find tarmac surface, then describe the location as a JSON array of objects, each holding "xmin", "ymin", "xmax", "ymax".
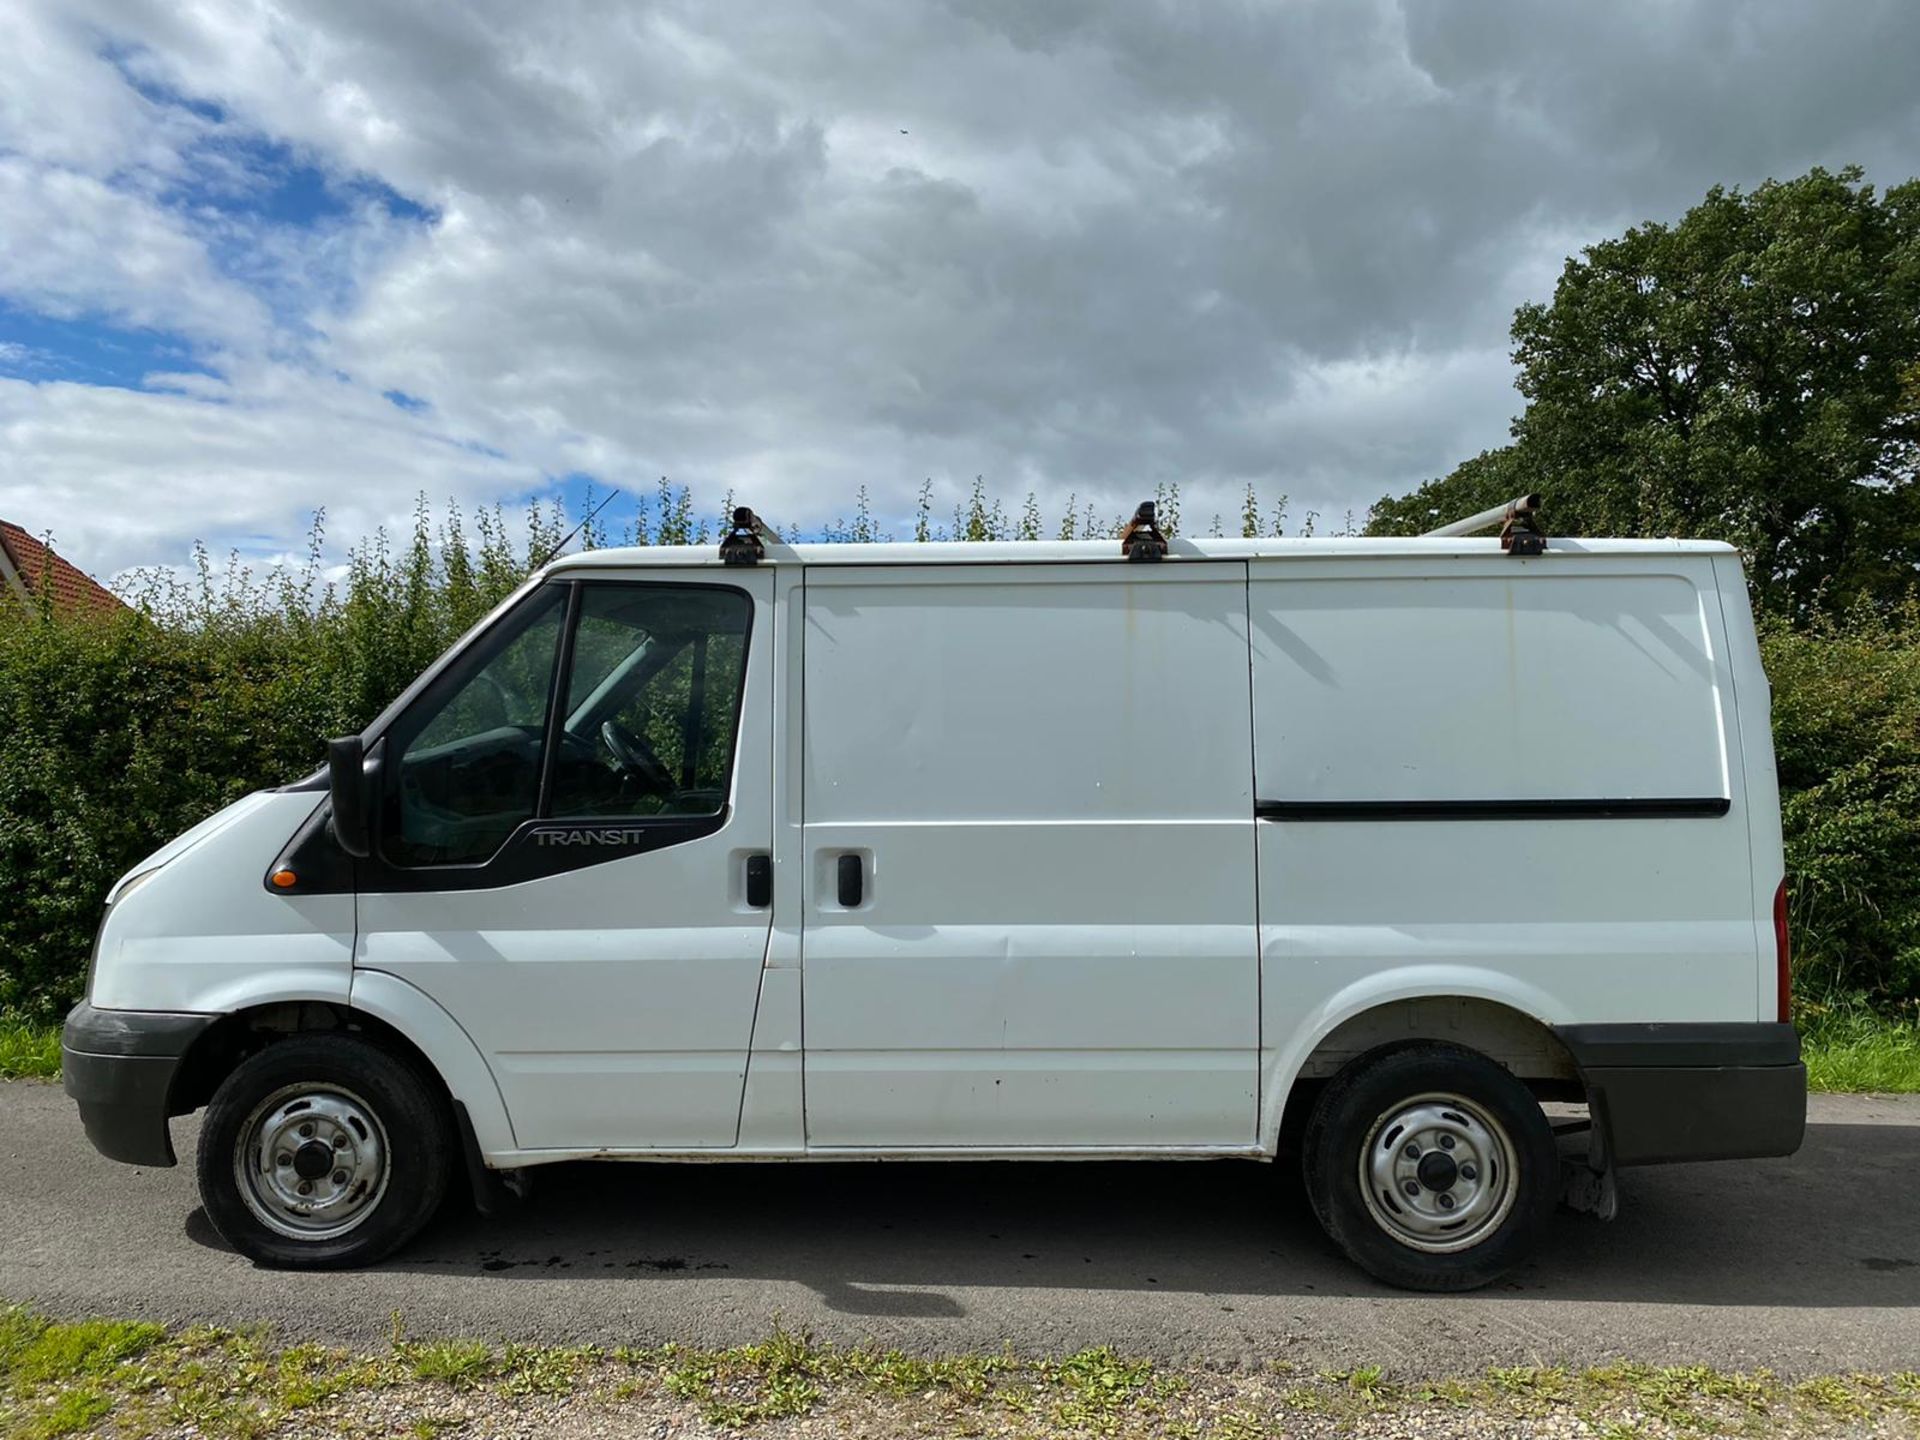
[{"xmin": 2, "ymin": 1084, "xmax": 1914, "ymax": 1375}]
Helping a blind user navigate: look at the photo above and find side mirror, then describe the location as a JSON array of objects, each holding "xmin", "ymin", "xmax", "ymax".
[{"xmin": 327, "ymin": 735, "xmax": 372, "ymax": 859}]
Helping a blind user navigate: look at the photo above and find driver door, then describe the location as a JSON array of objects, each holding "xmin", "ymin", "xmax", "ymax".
[{"xmin": 353, "ymin": 572, "xmax": 777, "ymax": 1151}]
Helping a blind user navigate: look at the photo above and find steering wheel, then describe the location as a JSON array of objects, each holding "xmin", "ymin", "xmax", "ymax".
[
  {"xmin": 470, "ymin": 670, "xmax": 513, "ymax": 728},
  {"xmin": 600, "ymin": 719, "xmax": 674, "ymax": 794}
]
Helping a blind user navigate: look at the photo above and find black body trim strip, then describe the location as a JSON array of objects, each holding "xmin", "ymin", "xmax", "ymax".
[
  {"xmin": 1256, "ymin": 797, "xmax": 1731, "ymax": 822},
  {"xmin": 62, "ymin": 1003, "xmax": 219, "ymax": 1168},
  {"xmin": 1554, "ymin": 1023, "xmax": 1806, "ymax": 1166},
  {"xmin": 1584, "ymin": 1062, "xmax": 1806, "ymax": 1166},
  {"xmin": 274, "ymin": 765, "xmax": 330, "ymax": 793},
  {"xmin": 63, "ymin": 1002, "xmax": 215, "ymax": 1059},
  {"xmin": 62, "ymin": 1051, "xmax": 183, "ymax": 1166},
  {"xmin": 270, "ymin": 809, "xmax": 729, "ymax": 894},
  {"xmin": 1556, "ymin": 1021, "xmax": 1801, "ymax": 1070}
]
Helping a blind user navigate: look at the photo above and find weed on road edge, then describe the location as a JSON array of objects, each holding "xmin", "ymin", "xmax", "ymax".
[{"xmin": 2, "ymin": 1305, "xmax": 1917, "ymax": 1439}]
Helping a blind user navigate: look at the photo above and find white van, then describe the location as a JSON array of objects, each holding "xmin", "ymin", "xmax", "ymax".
[{"xmin": 63, "ymin": 507, "xmax": 1805, "ymax": 1291}]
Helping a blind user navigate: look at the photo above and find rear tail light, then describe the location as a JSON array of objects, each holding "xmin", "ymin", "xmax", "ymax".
[{"xmin": 1773, "ymin": 878, "xmax": 1792, "ymax": 1023}]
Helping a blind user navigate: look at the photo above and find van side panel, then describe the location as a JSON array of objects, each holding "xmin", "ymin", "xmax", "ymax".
[
  {"xmin": 1251, "ymin": 555, "xmax": 1761, "ymax": 1140},
  {"xmin": 800, "ymin": 562, "xmax": 1259, "ymax": 1148}
]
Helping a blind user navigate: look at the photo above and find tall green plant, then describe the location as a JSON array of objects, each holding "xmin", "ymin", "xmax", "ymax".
[{"xmin": 1763, "ymin": 604, "xmax": 1920, "ymax": 1006}]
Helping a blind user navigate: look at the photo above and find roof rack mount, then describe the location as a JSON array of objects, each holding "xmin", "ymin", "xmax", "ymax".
[
  {"xmin": 1119, "ymin": 502, "xmax": 1168, "ymax": 562},
  {"xmin": 1423, "ymin": 492, "xmax": 1547, "ymax": 555},
  {"xmin": 719, "ymin": 507, "xmax": 780, "ymax": 565}
]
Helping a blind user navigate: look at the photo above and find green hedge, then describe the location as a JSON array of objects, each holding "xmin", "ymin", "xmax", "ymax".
[
  {"xmin": 1763, "ymin": 607, "xmax": 1920, "ymax": 1010},
  {"xmin": 0, "ymin": 506, "xmax": 533, "ymax": 1021},
  {"xmin": 3, "ymin": 501, "xmax": 1918, "ymax": 1023}
]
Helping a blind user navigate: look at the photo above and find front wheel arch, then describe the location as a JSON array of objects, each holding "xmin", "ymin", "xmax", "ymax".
[{"xmin": 168, "ymin": 1002, "xmax": 453, "ymax": 1121}]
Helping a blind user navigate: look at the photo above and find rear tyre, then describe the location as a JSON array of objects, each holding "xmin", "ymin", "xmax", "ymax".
[
  {"xmin": 196, "ymin": 1033, "xmax": 451, "ymax": 1269},
  {"xmin": 1303, "ymin": 1043, "xmax": 1556, "ymax": 1292}
]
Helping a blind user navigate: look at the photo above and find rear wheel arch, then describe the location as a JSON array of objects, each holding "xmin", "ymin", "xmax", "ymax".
[{"xmin": 1276, "ymin": 996, "xmax": 1580, "ymax": 1158}]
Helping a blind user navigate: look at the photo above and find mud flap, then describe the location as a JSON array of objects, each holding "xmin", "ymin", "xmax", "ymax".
[
  {"xmin": 453, "ymin": 1101, "xmax": 532, "ymax": 1218},
  {"xmin": 1555, "ymin": 1119, "xmax": 1618, "ymax": 1220}
]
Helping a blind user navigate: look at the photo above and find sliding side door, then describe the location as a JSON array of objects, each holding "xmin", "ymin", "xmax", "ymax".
[{"xmin": 801, "ymin": 561, "xmax": 1259, "ymax": 1149}]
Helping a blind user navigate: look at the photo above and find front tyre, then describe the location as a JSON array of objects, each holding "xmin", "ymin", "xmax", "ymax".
[
  {"xmin": 1303, "ymin": 1043, "xmax": 1557, "ymax": 1292},
  {"xmin": 196, "ymin": 1034, "xmax": 452, "ymax": 1268}
]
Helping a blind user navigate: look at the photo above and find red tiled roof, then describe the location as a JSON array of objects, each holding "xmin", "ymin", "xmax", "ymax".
[{"xmin": 0, "ymin": 522, "xmax": 127, "ymax": 616}]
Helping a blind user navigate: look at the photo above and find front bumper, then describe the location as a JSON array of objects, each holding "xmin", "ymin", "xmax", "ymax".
[
  {"xmin": 62, "ymin": 1002, "xmax": 216, "ymax": 1167},
  {"xmin": 1557, "ymin": 1022, "xmax": 1806, "ymax": 1167}
]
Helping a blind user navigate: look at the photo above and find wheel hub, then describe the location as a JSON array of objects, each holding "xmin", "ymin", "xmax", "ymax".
[
  {"xmin": 1359, "ymin": 1093, "xmax": 1519, "ymax": 1254},
  {"xmin": 1415, "ymin": 1149, "xmax": 1459, "ymax": 1192},
  {"xmin": 235, "ymin": 1085, "xmax": 390, "ymax": 1242},
  {"xmin": 291, "ymin": 1140, "xmax": 335, "ymax": 1181}
]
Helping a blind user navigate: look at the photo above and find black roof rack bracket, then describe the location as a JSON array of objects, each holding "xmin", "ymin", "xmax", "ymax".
[
  {"xmin": 1120, "ymin": 502, "xmax": 1168, "ymax": 562},
  {"xmin": 1501, "ymin": 502, "xmax": 1548, "ymax": 556},
  {"xmin": 719, "ymin": 507, "xmax": 773, "ymax": 565}
]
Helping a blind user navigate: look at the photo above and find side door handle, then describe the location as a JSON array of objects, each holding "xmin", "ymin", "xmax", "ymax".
[
  {"xmin": 836, "ymin": 853, "xmax": 864, "ymax": 908},
  {"xmin": 745, "ymin": 853, "xmax": 772, "ymax": 909}
]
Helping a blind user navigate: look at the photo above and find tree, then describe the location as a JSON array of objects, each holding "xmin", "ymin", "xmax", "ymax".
[
  {"xmin": 1368, "ymin": 449, "xmax": 1528, "ymax": 537},
  {"xmin": 1370, "ymin": 167, "xmax": 1920, "ymax": 620}
]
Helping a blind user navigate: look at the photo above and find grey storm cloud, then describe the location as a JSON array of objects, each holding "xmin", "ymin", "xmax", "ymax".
[{"xmin": 2, "ymin": 0, "xmax": 1919, "ymax": 572}]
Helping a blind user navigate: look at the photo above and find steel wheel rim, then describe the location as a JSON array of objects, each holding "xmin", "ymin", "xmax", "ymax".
[
  {"xmin": 233, "ymin": 1083, "xmax": 390, "ymax": 1242},
  {"xmin": 1357, "ymin": 1091, "xmax": 1518, "ymax": 1254}
]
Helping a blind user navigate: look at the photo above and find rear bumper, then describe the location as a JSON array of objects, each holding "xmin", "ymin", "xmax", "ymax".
[
  {"xmin": 61, "ymin": 1002, "xmax": 215, "ymax": 1168},
  {"xmin": 1556, "ymin": 1022, "xmax": 1806, "ymax": 1167}
]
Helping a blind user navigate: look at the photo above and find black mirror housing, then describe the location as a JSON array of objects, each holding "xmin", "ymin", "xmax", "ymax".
[{"xmin": 327, "ymin": 735, "xmax": 372, "ymax": 859}]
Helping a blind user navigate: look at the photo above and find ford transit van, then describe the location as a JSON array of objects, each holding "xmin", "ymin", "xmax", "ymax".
[{"xmin": 62, "ymin": 509, "xmax": 1806, "ymax": 1290}]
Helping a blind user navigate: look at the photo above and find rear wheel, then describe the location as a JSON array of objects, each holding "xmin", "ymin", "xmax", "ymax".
[
  {"xmin": 196, "ymin": 1034, "xmax": 451, "ymax": 1268},
  {"xmin": 1303, "ymin": 1043, "xmax": 1556, "ymax": 1291}
]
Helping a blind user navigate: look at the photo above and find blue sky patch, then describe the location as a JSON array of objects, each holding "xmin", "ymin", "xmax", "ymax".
[
  {"xmin": 173, "ymin": 131, "xmax": 436, "ymax": 229},
  {"xmin": 0, "ymin": 303, "xmax": 217, "ymax": 390},
  {"xmin": 108, "ymin": 48, "xmax": 224, "ymax": 123},
  {"xmin": 0, "ymin": 49, "xmax": 446, "ymax": 391},
  {"xmin": 110, "ymin": 46, "xmax": 435, "ymax": 229}
]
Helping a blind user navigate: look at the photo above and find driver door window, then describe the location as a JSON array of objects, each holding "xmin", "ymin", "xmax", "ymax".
[
  {"xmin": 382, "ymin": 581, "xmax": 752, "ymax": 870},
  {"xmin": 549, "ymin": 585, "xmax": 752, "ymax": 820}
]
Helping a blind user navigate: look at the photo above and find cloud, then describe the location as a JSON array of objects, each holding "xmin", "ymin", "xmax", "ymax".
[
  {"xmin": 2, "ymin": 0, "xmax": 1918, "ymax": 572},
  {"xmin": 0, "ymin": 371, "xmax": 527, "ymax": 579}
]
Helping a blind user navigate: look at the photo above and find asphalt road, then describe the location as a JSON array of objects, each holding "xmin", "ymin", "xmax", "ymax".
[{"xmin": 2, "ymin": 1084, "xmax": 1916, "ymax": 1376}]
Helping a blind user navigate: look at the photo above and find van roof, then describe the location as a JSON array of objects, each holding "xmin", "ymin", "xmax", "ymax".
[{"xmin": 544, "ymin": 535, "xmax": 1738, "ymax": 574}]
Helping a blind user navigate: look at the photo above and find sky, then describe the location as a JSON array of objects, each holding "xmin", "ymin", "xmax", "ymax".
[{"xmin": 2, "ymin": 1, "xmax": 1918, "ymax": 579}]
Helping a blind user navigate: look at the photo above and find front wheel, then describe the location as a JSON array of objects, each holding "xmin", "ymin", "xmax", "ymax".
[
  {"xmin": 1303, "ymin": 1043, "xmax": 1557, "ymax": 1291},
  {"xmin": 196, "ymin": 1034, "xmax": 452, "ymax": 1268}
]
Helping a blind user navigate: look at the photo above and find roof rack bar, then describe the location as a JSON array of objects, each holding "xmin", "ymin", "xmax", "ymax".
[
  {"xmin": 1422, "ymin": 492, "xmax": 1542, "ymax": 539},
  {"xmin": 719, "ymin": 507, "xmax": 779, "ymax": 565},
  {"xmin": 1119, "ymin": 502, "xmax": 1168, "ymax": 562}
]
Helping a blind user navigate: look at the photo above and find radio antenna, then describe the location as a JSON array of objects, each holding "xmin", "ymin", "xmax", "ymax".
[{"xmin": 532, "ymin": 489, "xmax": 621, "ymax": 570}]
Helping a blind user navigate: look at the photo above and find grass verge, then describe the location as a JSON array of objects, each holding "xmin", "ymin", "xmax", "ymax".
[
  {"xmin": 0, "ymin": 1017, "xmax": 59, "ymax": 1081},
  {"xmin": 2, "ymin": 1306, "xmax": 1917, "ymax": 1440},
  {"xmin": 1800, "ymin": 1006, "xmax": 1920, "ymax": 1093}
]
